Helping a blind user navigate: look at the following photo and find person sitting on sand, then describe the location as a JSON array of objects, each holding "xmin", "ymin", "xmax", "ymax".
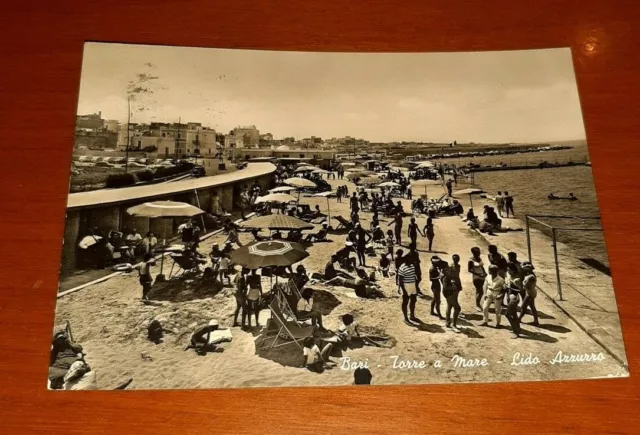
[
  {"xmin": 324, "ymin": 276, "xmax": 384, "ymax": 299},
  {"xmin": 448, "ymin": 200, "xmax": 463, "ymax": 216},
  {"xmin": 296, "ymin": 288, "xmax": 326, "ymax": 330},
  {"xmin": 286, "ymin": 229, "xmax": 303, "ymax": 243},
  {"xmin": 292, "ymin": 264, "xmax": 310, "ymax": 290},
  {"xmin": 302, "ymin": 337, "xmax": 334, "ymax": 373},
  {"xmin": 336, "ymin": 242, "xmax": 358, "ymax": 271},
  {"xmin": 371, "ymin": 225, "xmax": 385, "ymax": 244},
  {"xmin": 271, "ymin": 229, "xmax": 283, "ymax": 240},
  {"xmin": 337, "ymin": 313, "xmax": 360, "ymax": 345},
  {"xmin": 251, "ymin": 229, "xmax": 265, "ymax": 242},
  {"xmin": 304, "ymin": 223, "xmax": 329, "ymax": 243}
]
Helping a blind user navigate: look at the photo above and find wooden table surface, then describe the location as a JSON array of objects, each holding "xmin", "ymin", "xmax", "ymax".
[{"xmin": 1, "ymin": 1, "xmax": 639, "ymax": 433}]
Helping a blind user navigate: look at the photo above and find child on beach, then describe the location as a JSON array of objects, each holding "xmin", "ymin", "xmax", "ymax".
[
  {"xmin": 505, "ymin": 294, "xmax": 521, "ymax": 338},
  {"xmin": 218, "ymin": 256, "xmax": 231, "ymax": 286},
  {"xmin": 379, "ymin": 254, "xmax": 391, "ymax": 278},
  {"xmin": 138, "ymin": 253, "xmax": 156, "ymax": 300},
  {"xmin": 386, "ymin": 230, "xmax": 395, "ymax": 260},
  {"xmin": 302, "ymin": 337, "xmax": 334, "ymax": 373},
  {"xmin": 337, "ymin": 313, "xmax": 359, "ymax": 345}
]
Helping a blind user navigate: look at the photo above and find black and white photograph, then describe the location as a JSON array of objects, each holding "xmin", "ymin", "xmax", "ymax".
[{"xmin": 50, "ymin": 42, "xmax": 628, "ymax": 390}]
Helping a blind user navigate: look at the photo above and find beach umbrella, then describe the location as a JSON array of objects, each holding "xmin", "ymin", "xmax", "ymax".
[
  {"xmin": 230, "ymin": 240, "xmax": 309, "ymax": 269},
  {"xmin": 346, "ymin": 171, "xmax": 370, "ymax": 180},
  {"xmin": 238, "ymin": 214, "xmax": 314, "ymax": 231},
  {"xmin": 313, "ymin": 191, "xmax": 335, "ymax": 221},
  {"xmin": 359, "ymin": 177, "xmax": 381, "ymax": 186},
  {"xmin": 127, "ymin": 201, "xmax": 205, "ymax": 276},
  {"xmin": 378, "ymin": 181, "xmax": 400, "ymax": 188},
  {"xmin": 254, "ymin": 193, "xmax": 298, "ymax": 204},
  {"xmin": 294, "ymin": 166, "xmax": 315, "ymax": 173},
  {"xmin": 269, "ymin": 186, "xmax": 296, "ymax": 193},
  {"xmin": 284, "ymin": 177, "xmax": 317, "ymax": 188},
  {"xmin": 454, "ymin": 188, "xmax": 484, "ymax": 208},
  {"xmin": 340, "ymin": 162, "xmax": 356, "ymax": 167},
  {"xmin": 416, "ymin": 161, "xmax": 435, "ymax": 169},
  {"xmin": 311, "ymin": 168, "xmax": 329, "ymax": 175}
]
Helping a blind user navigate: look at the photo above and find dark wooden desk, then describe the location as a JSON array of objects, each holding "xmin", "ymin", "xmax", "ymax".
[{"xmin": 1, "ymin": 0, "xmax": 638, "ymax": 433}]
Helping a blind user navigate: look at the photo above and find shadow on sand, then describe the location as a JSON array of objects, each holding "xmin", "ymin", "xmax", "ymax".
[{"xmin": 149, "ymin": 277, "xmax": 224, "ymax": 302}]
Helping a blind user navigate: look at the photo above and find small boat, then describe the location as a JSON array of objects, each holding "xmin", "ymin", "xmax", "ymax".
[{"xmin": 548, "ymin": 194, "xmax": 578, "ymax": 201}]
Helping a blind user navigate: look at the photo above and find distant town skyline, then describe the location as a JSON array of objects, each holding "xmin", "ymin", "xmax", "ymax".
[{"xmin": 77, "ymin": 43, "xmax": 587, "ymax": 143}]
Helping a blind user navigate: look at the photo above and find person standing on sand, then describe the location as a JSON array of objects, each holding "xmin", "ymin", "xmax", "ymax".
[
  {"xmin": 423, "ymin": 216, "xmax": 435, "ymax": 251},
  {"xmin": 407, "ymin": 217, "xmax": 424, "ymax": 248},
  {"xmin": 350, "ymin": 192, "xmax": 360, "ymax": 214},
  {"xmin": 480, "ymin": 264, "xmax": 506, "ymax": 328},
  {"xmin": 246, "ymin": 270, "xmax": 262, "ymax": 328},
  {"xmin": 232, "ymin": 268, "xmax": 248, "ymax": 327},
  {"xmin": 519, "ymin": 262, "xmax": 540, "ymax": 326},
  {"xmin": 397, "ymin": 255, "xmax": 419, "ymax": 323},
  {"xmin": 504, "ymin": 191, "xmax": 515, "ymax": 217},
  {"xmin": 446, "ymin": 179, "xmax": 453, "ymax": 197},
  {"xmin": 355, "ymin": 223, "xmax": 371, "ymax": 267},
  {"xmin": 138, "ymin": 253, "xmax": 156, "ymax": 300},
  {"xmin": 443, "ymin": 263, "xmax": 461, "ymax": 331},
  {"xmin": 429, "ymin": 256, "xmax": 444, "ymax": 319},
  {"xmin": 495, "ymin": 191, "xmax": 505, "ymax": 217},
  {"xmin": 388, "ymin": 212, "xmax": 403, "ymax": 246}
]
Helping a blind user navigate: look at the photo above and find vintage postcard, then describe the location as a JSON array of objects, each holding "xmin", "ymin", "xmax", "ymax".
[{"xmin": 50, "ymin": 43, "xmax": 628, "ymax": 390}]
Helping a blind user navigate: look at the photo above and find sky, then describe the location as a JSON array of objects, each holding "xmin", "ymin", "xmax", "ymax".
[{"xmin": 77, "ymin": 43, "xmax": 587, "ymax": 143}]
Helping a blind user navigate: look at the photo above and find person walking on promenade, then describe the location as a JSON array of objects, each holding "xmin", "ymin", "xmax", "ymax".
[
  {"xmin": 407, "ymin": 217, "xmax": 424, "ymax": 249},
  {"xmin": 495, "ymin": 191, "xmax": 505, "ymax": 217},
  {"xmin": 480, "ymin": 264, "xmax": 506, "ymax": 328},
  {"xmin": 423, "ymin": 216, "xmax": 435, "ymax": 251},
  {"xmin": 397, "ymin": 254, "xmax": 419, "ymax": 324},
  {"xmin": 468, "ymin": 247, "xmax": 487, "ymax": 312},
  {"xmin": 429, "ymin": 256, "xmax": 444, "ymax": 319},
  {"xmin": 139, "ymin": 253, "xmax": 156, "ymax": 300},
  {"xmin": 504, "ymin": 191, "xmax": 515, "ymax": 217},
  {"xmin": 519, "ymin": 262, "xmax": 540, "ymax": 326},
  {"xmin": 388, "ymin": 212, "xmax": 404, "ymax": 246}
]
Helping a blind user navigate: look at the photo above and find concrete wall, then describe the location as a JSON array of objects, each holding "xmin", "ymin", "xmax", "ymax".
[{"xmin": 62, "ymin": 211, "xmax": 81, "ymax": 271}]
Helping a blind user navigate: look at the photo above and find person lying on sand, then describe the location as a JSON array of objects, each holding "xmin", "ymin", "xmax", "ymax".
[
  {"xmin": 324, "ymin": 276, "xmax": 385, "ymax": 299},
  {"xmin": 184, "ymin": 320, "xmax": 224, "ymax": 355}
]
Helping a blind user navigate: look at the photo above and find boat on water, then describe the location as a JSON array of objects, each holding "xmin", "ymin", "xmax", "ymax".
[{"xmin": 548, "ymin": 193, "xmax": 578, "ymax": 201}]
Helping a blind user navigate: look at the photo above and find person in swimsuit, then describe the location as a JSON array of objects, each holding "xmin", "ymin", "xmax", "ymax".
[
  {"xmin": 232, "ymin": 268, "xmax": 248, "ymax": 327},
  {"xmin": 245, "ymin": 270, "xmax": 262, "ymax": 328},
  {"xmin": 355, "ymin": 223, "xmax": 371, "ymax": 267},
  {"xmin": 428, "ymin": 256, "xmax": 444, "ymax": 319},
  {"xmin": 407, "ymin": 217, "xmax": 424, "ymax": 248},
  {"xmin": 468, "ymin": 247, "xmax": 487, "ymax": 312},
  {"xmin": 423, "ymin": 217, "xmax": 435, "ymax": 252},
  {"xmin": 296, "ymin": 288, "xmax": 326, "ymax": 330},
  {"xmin": 397, "ymin": 256, "xmax": 418, "ymax": 323},
  {"xmin": 388, "ymin": 212, "xmax": 403, "ymax": 246}
]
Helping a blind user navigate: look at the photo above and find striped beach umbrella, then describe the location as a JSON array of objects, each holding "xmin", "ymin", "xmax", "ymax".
[{"xmin": 230, "ymin": 240, "xmax": 309, "ymax": 269}]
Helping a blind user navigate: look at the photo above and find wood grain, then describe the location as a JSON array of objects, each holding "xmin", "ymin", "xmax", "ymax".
[{"xmin": 1, "ymin": 0, "xmax": 639, "ymax": 433}]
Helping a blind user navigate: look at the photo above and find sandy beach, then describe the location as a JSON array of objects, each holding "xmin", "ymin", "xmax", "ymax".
[{"xmin": 53, "ymin": 175, "xmax": 628, "ymax": 390}]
